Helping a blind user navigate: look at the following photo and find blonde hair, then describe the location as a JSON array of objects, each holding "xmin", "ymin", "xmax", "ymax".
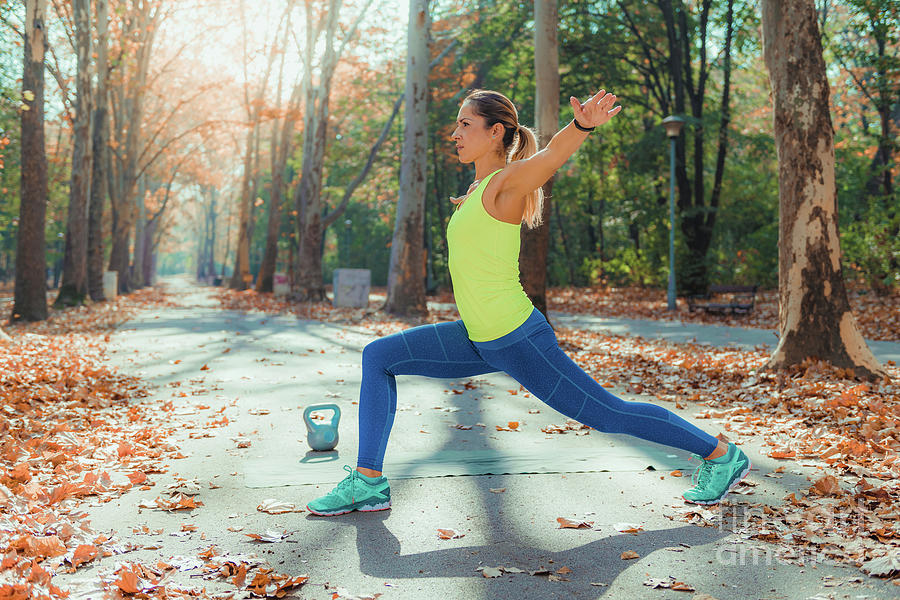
[{"xmin": 463, "ymin": 89, "xmax": 544, "ymax": 229}]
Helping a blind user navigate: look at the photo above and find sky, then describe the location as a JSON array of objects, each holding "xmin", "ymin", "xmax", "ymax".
[{"xmin": 157, "ymin": 0, "xmax": 411, "ymax": 107}]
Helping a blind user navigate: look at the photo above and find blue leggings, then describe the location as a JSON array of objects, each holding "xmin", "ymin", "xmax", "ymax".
[{"xmin": 357, "ymin": 307, "xmax": 719, "ymax": 471}]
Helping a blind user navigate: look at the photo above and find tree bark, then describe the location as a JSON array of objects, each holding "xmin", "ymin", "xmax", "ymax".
[
  {"xmin": 13, "ymin": 0, "xmax": 49, "ymax": 322},
  {"xmin": 132, "ymin": 179, "xmax": 147, "ymax": 288},
  {"xmin": 107, "ymin": 1, "xmax": 158, "ymax": 294},
  {"xmin": 292, "ymin": 0, "xmax": 373, "ymax": 302},
  {"xmin": 761, "ymin": 0, "xmax": 887, "ymax": 380},
  {"xmin": 56, "ymin": 0, "xmax": 92, "ymax": 307},
  {"xmin": 257, "ymin": 42, "xmax": 300, "ymax": 293},
  {"xmin": 230, "ymin": 0, "xmax": 285, "ymax": 290},
  {"xmin": 520, "ymin": 0, "xmax": 558, "ymax": 322},
  {"xmin": 385, "ymin": 0, "xmax": 429, "ymax": 316},
  {"xmin": 88, "ymin": 0, "xmax": 109, "ymax": 302},
  {"xmin": 229, "ymin": 122, "xmax": 258, "ymax": 290}
]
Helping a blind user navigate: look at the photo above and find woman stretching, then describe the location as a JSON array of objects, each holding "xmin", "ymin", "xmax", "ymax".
[{"xmin": 306, "ymin": 88, "xmax": 751, "ymax": 516}]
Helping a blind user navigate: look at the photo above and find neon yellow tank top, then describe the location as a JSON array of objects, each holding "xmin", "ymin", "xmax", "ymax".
[{"xmin": 446, "ymin": 168, "xmax": 534, "ymax": 342}]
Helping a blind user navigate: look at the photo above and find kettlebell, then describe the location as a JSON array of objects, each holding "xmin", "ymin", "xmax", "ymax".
[{"xmin": 303, "ymin": 403, "xmax": 341, "ymax": 451}]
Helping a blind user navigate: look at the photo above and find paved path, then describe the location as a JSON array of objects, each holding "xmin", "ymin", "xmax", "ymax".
[
  {"xmin": 57, "ymin": 279, "xmax": 897, "ymax": 600},
  {"xmin": 549, "ymin": 312, "xmax": 900, "ymax": 365}
]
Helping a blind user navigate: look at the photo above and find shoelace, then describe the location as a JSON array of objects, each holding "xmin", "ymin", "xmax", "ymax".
[
  {"xmin": 335, "ymin": 465, "xmax": 358, "ymax": 501},
  {"xmin": 689, "ymin": 454, "xmax": 714, "ymax": 488}
]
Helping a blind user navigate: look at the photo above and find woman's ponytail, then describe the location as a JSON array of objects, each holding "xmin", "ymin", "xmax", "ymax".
[
  {"xmin": 509, "ymin": 124, "xmax": 544, "ymax": 229},
  {"xmin": 463, "ymin": 89, "xmax": 545, "ymax": 229}
]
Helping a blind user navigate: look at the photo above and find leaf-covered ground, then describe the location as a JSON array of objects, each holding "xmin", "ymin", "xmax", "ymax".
[
  {"xmin": 0, "ymin": 290, "xmax": 184, "ymax": 599},
  {"xmin": 0, "ymin": 283, "xmax": 897, "ymax": 599}
]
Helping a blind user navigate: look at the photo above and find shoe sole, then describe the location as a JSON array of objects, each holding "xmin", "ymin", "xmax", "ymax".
[
  {"xmin": 682, "ymin": 461, "xmax": 752, "ymax": 505},
  {"xmin": 306, "ymin": 500, "xmax": 391, "ymax": 517}
]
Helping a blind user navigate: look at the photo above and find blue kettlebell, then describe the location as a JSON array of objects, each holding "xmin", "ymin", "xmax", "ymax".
[{"xmin": 303, "ymin": 403, "xmax": 341, "ymax": 451}]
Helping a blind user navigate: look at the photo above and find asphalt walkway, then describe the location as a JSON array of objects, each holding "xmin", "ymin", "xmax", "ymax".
[{"xmin": 55, "ymin": 279, "xmax": 897, "ymax": 600}]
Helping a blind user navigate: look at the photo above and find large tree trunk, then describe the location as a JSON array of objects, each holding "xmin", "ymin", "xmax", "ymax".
[
  {"xmin": 107, "ymin": 2, "xmax": 157, "ymax": 294},
  {"xmin": 229, "ymin": 1, "xmax": 287, "ymax": 290},
  {"xmin": 88, "ymin": 0, "xmax": 109, "ymax": 302},
  {"xmin": 761, "ymin": 0, "xmax": 886, "ymax": 381},
  {"xmin": 257, "ymin": 67, "xmax": 300, "ymax": 292},
  {"xmin": 56, "ymin": 0, "xmax": 92, "ymax": 307},
  {"xmin": 13, "ymin": 0, "xmax": 49, "ymax": 322},
  {"xmin": 519, "ymin": 0, "xmax": 558, "ymax": 321},
  {"xmin": 384, "ymin": 0, "xmax": 429, "ymax": 316},
  {"xmin": 292, "ymin": 0, "xmax": 373, "ymax": 302}
]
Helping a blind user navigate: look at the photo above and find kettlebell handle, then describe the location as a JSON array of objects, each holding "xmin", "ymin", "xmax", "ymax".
[{"xmin": 303, "ymin": 403, "xmax": 341, "ymax": 428}]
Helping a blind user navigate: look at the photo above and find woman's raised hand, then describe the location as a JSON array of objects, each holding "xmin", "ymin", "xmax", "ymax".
[{"xmin": 569, "ymin": 89, "xmax": 622, "ymax": 129}]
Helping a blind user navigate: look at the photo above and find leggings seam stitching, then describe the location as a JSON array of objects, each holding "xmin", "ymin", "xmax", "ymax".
[
  {"xmin": 399, "ymin": 331, "xmax": 413, "ymax": 358},
  {"xmin": 387, "ymin": 357, "xmax": 488, "ymax": 372},
  {"xmin": 524, "ymin": 336, "xmax": 703, "ymax": 441},
  {"xmin": 434, "ymin": 324, "xmax": 450, "ymax": 361}
]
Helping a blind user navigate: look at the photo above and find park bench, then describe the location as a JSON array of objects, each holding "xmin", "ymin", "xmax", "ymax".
[{"xmin": 686, "ymin": 284, "xmax": 758, "ymax": 315}]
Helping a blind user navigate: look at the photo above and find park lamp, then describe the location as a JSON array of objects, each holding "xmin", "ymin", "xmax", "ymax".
[
  {"xmin": 662, "ymin": 115, "xmax": 685, "ymax": 138},
  {"xmin": 662, "ymin": 115, "xmax": 685, "ymax": 312}
]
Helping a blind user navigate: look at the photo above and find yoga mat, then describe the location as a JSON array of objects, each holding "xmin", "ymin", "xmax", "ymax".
[{"xmin": 243, "ymin": 445, "xmax": 695, "ymax": 488}]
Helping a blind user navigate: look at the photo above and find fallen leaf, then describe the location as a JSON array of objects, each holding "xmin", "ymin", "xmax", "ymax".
[
  {"xmin": 557, "ymin": 517, "xmax": 592, "ymax": 529},
  {"xmin": 257, "ymin": 499, "xmax": 301, "ymax": 514},
  {"xmin": 614, "ymin": 522, "xmax": 644, "ymax": 534},
  {"xmin": 71, "ymin": 544, "xmax": 99, "ymax": 567},
  {"xmin": 496, "ymin": 421, "xmax": 520, "ymax": 431},
  {"xmin": 437, "ymin": 529, "xmax": 464, "ymax": 539},
  {"xmin": 621, "ymin": 550, "xmax": 640, "ymax": 560},
  {"xmin": 245, "ymin": 530, "xmax": 290, "ymax": 543}
]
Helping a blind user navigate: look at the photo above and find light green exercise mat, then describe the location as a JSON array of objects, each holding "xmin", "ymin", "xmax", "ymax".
[{"xmin": 243, "ymin": 444, "xmax": 694, "ymax": 488}]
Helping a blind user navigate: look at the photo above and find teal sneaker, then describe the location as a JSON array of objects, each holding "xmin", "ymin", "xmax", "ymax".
[
  {"xmin": 306, "ymin": 465, "xmax": 391, "ymax": 516},
  {"xmin": 682, "ymin": 442, "xmax": 751, "ymax": 505}
]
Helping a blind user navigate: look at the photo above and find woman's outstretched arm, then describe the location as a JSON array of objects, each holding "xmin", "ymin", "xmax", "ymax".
[{"xmin": 498, "ymin": 89, "xmax": 622, "ymax": 201}]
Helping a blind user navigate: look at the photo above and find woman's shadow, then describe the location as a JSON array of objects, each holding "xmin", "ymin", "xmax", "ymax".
[{"xmin": 306, "ymin": 479, "xmax": 728, "ymax": 595}]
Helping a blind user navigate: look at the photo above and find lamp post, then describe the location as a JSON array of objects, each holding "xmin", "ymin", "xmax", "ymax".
[{"xmin": 662, "ymin": 116, "xmax": 685, "ymax": 312}]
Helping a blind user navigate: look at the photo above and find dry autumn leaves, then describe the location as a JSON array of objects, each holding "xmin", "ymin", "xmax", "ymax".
[{"xmin": 1, "ymin": 282, "xmax": 898, "ymax": 600}]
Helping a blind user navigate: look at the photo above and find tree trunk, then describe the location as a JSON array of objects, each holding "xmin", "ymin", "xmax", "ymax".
[
  {"xmin": 384, "ymin": 0, "xmax": 429, "ymax": 316},
  {"xmin": 292, "ymin": 0, "xmax": 373, "ymax": 302},
  {"xmin": 257, "ymin": 81, "xmax": 299, "ymax": 292},
  {"xmin": 141, "ymin": 216, "xmax": 155, "ymax": 286},
  {"xmin": 520, "ymin": 0, "xmax": 558, "ymax": 321},
  {"xmin": 13, "ymin": 0, "xmax": 49, "ymax": 322},
  {"xmin": 56, "ymin": 0, "xmax": 92, "ymax": 307},
  {"xmin": 229, "ymin": 123, "xmax": 258, "ymax": 290},
  {"xmin": 133, "ymin": 180, "xmax": 147, "ymax": 288},
  {"xmin": 207, "ymin": 189, "xmax": 217, "ymax": 278},
  {"xmin": 107, "ymin": 1, "xmax": 157, "ymax": 295},
  {"xmin": 761, "ymin": 0, "xmax": 886, "ymax": 380},
  {"xmin": 88, "ymin": 0, "xmax": 109, "ymax": 302}
]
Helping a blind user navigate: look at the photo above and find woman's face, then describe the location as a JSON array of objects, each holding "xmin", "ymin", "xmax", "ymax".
[{"xmin": 451, "ymin": 102, "xmax": 502, "ymax": 164}]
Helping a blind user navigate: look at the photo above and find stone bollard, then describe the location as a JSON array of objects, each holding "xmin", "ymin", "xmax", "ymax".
[
  {"xmin": 103, "ymin": 271, "xmax": 117, "ymax": 301},
  {"xmin": 273, "ymin": 272, "xmax": 290, "ymax": 297},
  {"xmin": 332, "ymin": 268, "xmax": 370, "ymax": 308}
]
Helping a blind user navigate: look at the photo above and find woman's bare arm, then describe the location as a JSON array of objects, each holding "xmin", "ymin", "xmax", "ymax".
[{"xmin": 497, "ymin": 90, "xmax": 621, "ymax": 202}]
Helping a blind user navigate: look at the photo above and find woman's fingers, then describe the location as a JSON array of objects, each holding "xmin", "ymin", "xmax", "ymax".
[{"xmin": 572, "ymin": 89, "xmax": 622, "ymax": 126}]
